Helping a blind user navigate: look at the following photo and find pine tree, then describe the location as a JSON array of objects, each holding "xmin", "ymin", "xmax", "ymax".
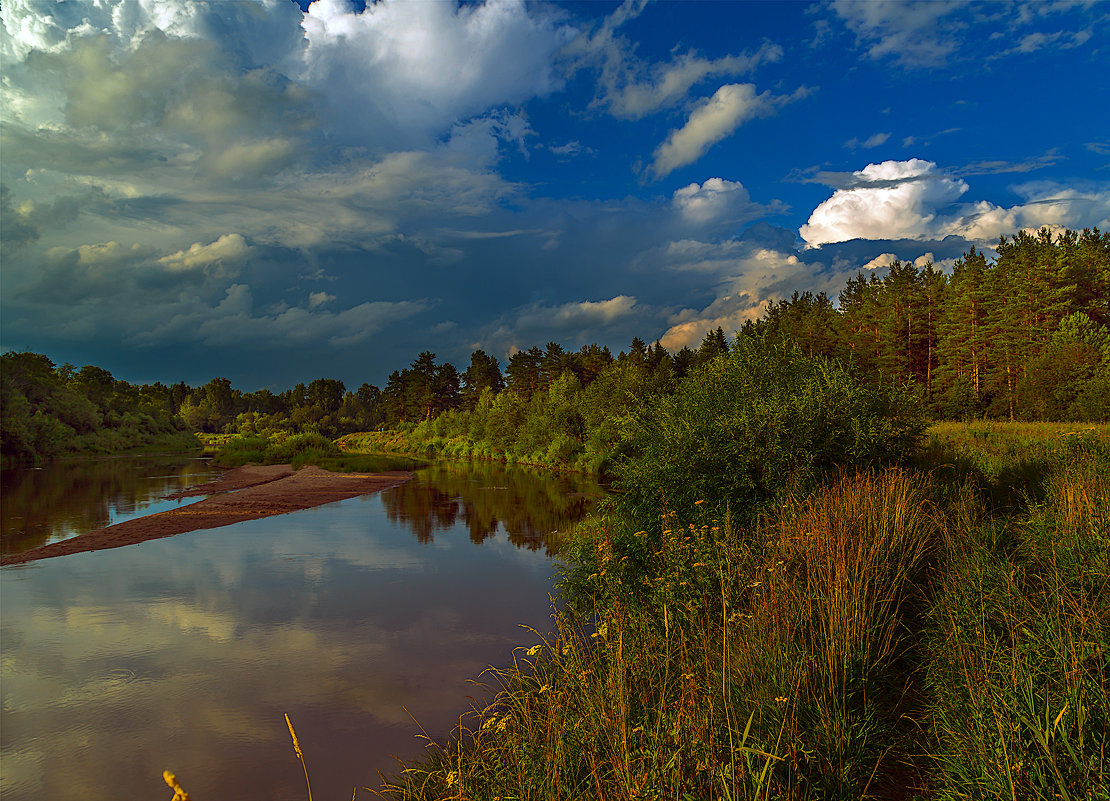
[
  {"xmin": 935, "ymin": 248, "xmax": 988, "ymax": 416},
  {"xmin": 461, "ymin": 349, "xmax": 503, "ymax": 407}
]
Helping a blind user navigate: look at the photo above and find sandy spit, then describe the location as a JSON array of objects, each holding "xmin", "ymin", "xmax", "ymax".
[{"xmin": 1, "ymin": 464, "xmax": 413, "ymax": 566}]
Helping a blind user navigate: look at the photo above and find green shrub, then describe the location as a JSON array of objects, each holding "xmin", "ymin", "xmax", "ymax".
[
  {"xmin": 612, "ymin": 338, "xmax": 925, "ymax": 523},
  {"xmin": 265, "ymin": 431, "xmax": 337, "ymax": 462}
]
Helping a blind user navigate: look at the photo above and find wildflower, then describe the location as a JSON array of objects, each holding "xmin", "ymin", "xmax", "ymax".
[
  {"xmin": 775, "ymin": 696, "xmax": 789, "ymax": 703},
  {"xmin": 496, "ymin": 716, "xmax": 510, "ymax": 732},
  {"xmin": 446, "ymin": 771, "xmax": 458, "ymax": 787},
  {"xmin": 527, "ymin": 644, "xmax": 542, "ymax": 656}
]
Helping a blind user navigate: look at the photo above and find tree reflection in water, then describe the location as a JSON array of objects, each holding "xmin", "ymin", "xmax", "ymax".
[
  {"xmin": 1, "ymin": 456, "xmax": 216, "ymax": 556},
  {"xmin": 380, "ymin": 462, "xmax": 605, "ymax": 553}
]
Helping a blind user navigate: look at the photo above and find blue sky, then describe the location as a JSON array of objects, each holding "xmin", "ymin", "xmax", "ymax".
[{"xmin": 2, "ymin": 0, "xmax": 1108, "ymax": 389}]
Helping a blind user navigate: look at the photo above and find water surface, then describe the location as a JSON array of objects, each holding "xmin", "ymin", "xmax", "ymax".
[
  {"xmin": 1, "ymin": 455, "xmax": 218, "ymax": 556},
  {"xmin": 0, "ymin": 458, "xmax": 602, "ymax": 801}
]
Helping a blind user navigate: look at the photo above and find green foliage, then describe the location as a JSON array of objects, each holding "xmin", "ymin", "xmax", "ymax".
[
  {"xmin": 613, "ymin": 338, "xmax": 925, "ymax": 522},
  {"xmin": 1, "ymin": 350, "xmax": 197, "ymax": 465},
  {"xmin": 212, "ymin": 431, "xmax": 341, "ymax": 467}
]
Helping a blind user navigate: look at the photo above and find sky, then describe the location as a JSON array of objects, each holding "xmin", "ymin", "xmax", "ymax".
[{"xmin": 2, "ymin": 0, "xmax": 1108, "ymax": 390}]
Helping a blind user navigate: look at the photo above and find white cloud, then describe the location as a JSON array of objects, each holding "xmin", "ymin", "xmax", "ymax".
[
  {"xmin": 614, "ymin": 49, "xmax": 779, "ymax": 119},
  {"xmin": 70, "ymin": 241, "xmax": 154, "ymax": 267},
  {"xmin": 672, "ymin": 178, "xmax": 784, "ymax": 227},
  {"xmin": 308, "ymin": 291, "xmax": 335, "ymax": 309},
  {"xmin": 158, "ymin": 234, "xmax": 251, "ymax": 273},
  {"xmin": 944, "ymin": 184, "xmax": 1110, "ymax": 243},
  {"xmin": 660, "ymin": 293, "xmax": 769, "ymax": 350},
  {"xmin": 801, "ymin": 160, "xmax": 1110, "ymax": 247},
  {"xmin": 445, "ymin": 111, "xmax": 536, "ymax": 161},
  {"xmin": 650, "ymin": 84, "xmax": 778, "ymax": 178},
  {"xmin": 828, "ymin": 0, "xmax": 1101, "ymax": 68},
  {"xmin": 299, "ymin": 0, "xmax": 575, "ymax": 148},
  {"xmin": 829, "ymin": 0, "xmax": 964, "ymax": 68},
  {"xmin": 515, "ymin": 295, "xmax": 640, "ymax": 330},
  {"xmin": 649, "ymin": 224, "xmax": 957, "ymax": 350},
  {"xmin": 800, "ymin": 159, "xmax": 968, "ymax": 245},
  {"xmin": 860, "ymin": 252, "xmax": 898, "ymax": 271}
]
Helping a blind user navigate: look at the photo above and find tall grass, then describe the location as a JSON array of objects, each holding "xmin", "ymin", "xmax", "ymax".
[
  {"xmin": 381, "ymin": 468, "xmax": 943, "ymax": 800},
  {"xmin": 377, "ymin": 423, "xmax": 1109, "ymax": 800},
  {"xmin": 926, "ymin": 449, "xmax": 1109, "ymax": 800}
]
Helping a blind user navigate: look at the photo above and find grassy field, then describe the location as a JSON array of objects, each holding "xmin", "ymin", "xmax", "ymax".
[{"xmin": 376, "ymin": 421, "xmax": 1109, "ymax": 800}]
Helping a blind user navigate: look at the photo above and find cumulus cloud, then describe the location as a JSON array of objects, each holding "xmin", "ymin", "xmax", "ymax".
[
  {"xmin": 801, "ymin": 160, "xmax": 1110, "ymax": 247},
  {"xmin": 158, "ymin": 234, "xmax": 251, "ymax": 274},
  {"xmin": 800, "ymin": 159, "xmax": 968, "ymax": 245},
  {"xmin": 647, "ymin": 227, "xmax": 822, "ymax": 348},
  {"xmin": 650, "ymin": 84, "xmax": 790, "ymax": 178},
  {"xmin": 0, "ymin": 0, "xmax": 304, "ymax": 67},
  {"xmin": 299, "ymin": 0, "xmax": 575, "ymax": 148},
  {"xmin": 860, "ymin": 252, "xmax": 898, "ymax": 271},
  {"xmin": 672, "ymin": 178, "xmax": 785, "ymax": 227},
  {"xmin": 650, "ymin": 223, "xmax": 965, "ymax": 350},
  {"xmin": 660, "ymin": 294, "xmax": 769, "ymax": 350},
  {"xmin": 945, "ymin": 184, "xmax": 1110, "ymax": 243}
]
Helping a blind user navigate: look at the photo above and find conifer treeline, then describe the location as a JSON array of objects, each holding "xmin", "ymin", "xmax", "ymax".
[{"xmin": 754, "ymin": 227, "xmax": 1109, "ymax": 421}]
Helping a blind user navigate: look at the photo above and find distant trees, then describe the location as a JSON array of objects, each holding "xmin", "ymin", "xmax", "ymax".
[
  {"xmin": 5, "ymin": 226, "xmax": 1105, "ymax": 467},
  {"xmin": 0, "ymin": 352, "xmax": 192, "ymax": 464}
]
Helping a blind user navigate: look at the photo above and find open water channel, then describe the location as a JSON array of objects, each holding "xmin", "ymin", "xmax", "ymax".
[{"xmin": 0, "ymin": 456, "xmax": 603, "ymax": 800}]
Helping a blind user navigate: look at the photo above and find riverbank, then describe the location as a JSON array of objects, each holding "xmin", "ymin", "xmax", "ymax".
[
  {"xmin": 379, "ymin": 422, "xmax": 1109, "ymax": 800},
  {"xmin": 0, "ymin": 464, "xmax": 413, "ymax": 566}
]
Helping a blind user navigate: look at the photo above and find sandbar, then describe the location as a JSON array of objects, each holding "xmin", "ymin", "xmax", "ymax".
[{"xmin": 1, "ymin": 464, "xmax": 413, "ymax": 566}]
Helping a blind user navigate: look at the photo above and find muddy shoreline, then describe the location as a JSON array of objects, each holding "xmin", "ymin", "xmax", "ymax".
[{"xmin": 1, "ymin": 464, "xmax": 413, "ymax": 566}]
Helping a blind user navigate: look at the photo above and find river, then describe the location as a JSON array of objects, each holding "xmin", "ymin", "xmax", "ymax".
[{"xmin": 0, "ymin": 456, "xmax": 603, "ymax": 800}]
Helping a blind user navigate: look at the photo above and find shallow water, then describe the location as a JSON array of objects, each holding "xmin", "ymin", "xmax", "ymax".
[
  {"xmin": 0, "ymin": 458, "xmax": 603, "ymax": 801},
  {"xmin": 0, "ymin": 455, "xmax": 219, "ymax": 556}
]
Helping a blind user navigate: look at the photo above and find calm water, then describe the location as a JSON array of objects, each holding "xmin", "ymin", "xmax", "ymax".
[{"xmin": 0, "ymin": 458, "xmax": 603, "ymax": 801}]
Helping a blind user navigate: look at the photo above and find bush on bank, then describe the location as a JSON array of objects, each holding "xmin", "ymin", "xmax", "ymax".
[{"xmin": 611, "ymin": 338, "xmax": 926, "ymax": 525}]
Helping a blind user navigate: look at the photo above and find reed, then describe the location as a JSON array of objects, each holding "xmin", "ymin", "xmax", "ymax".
[
  {"xmin": 286, "ymin": 713, "xmax": 314, "ymax": 801},
  {"xmin": 163, "ymin": 770, "xmax": 190, "ymax": 801}
]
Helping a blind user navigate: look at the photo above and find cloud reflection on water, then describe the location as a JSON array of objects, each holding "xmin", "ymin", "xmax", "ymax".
[{"xmin": 0, "ymin": 462, "xmax": 602, "ymax": 801}]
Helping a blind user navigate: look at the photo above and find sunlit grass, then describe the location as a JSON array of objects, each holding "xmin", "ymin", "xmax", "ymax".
[{"xmin": 374, "ymin": 421, "xmax": 1109, "ymax": 800}]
